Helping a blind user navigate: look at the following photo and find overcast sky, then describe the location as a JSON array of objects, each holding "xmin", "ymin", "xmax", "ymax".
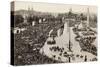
[{"xmin": 13, "ymin": 1, "xmax": 97, "ymax": 14}]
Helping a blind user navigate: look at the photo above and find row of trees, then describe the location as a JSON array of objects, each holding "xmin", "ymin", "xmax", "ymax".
[{"xmin": 11, "ymin": 11, "xmax": 97, "ymax": 27}]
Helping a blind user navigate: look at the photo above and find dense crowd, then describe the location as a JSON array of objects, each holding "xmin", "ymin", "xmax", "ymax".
[
  {"xmin": 72, "ymin": 25, "xmax": 97, "ymax": 56},
  {"xmin": 14, "ymin": 19, "xmax": 63, "ymax": 65}
]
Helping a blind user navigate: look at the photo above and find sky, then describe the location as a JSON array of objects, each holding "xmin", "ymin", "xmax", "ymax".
[{"xmin": 12, "ymin": 1, "xmax": 97, "ymax": 14}]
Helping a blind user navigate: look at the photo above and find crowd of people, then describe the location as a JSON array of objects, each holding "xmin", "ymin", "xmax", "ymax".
[{"xmin": 72, "ymin": 24, "xmax": 97, "ymax": 56}]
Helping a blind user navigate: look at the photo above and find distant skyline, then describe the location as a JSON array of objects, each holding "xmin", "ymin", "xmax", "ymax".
[{"xmin": 12, "ymin": 1, "xmax": 97, "ymax": 14}]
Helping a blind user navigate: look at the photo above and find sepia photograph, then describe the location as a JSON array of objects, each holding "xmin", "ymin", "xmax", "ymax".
[{"xmin": 11, "ymin": 1, "xmax": 97, "ymax": 65}]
